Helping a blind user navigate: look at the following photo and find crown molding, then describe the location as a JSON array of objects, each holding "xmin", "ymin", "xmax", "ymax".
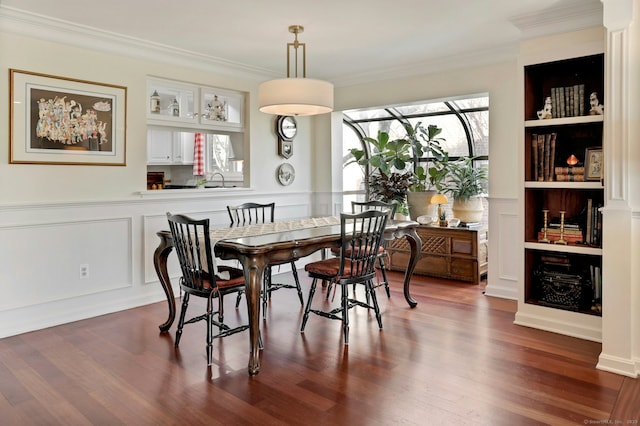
[
  {"xmin": 332, "ymin": 42, "xmax": 519, "ymax": 87},
  {"xmin": 0, "ymin": 5, "xmax": 272, "ymax": 82},
  {"xmin": 510, "ymin": 0, "xmax": 603, "ymax": 39}
]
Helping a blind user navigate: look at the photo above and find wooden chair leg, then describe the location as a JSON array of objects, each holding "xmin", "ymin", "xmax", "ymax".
[
  {"xmin": 341, "ymin": 284, "xmax": 350, "ymax": 345},
  {"xmin": 368, "ymin": 280, "xmax": 383, "ymax": 329},
  {"xmin": 291, "ymin": 261, "xmax": 304, "ymax": 306},
  {"xmin": 206, "ymin": 295, "xmax": 213, "ymax": 366},
  {"xmin": 262, "ymin": 266, "xmax": 270, "ymax": 319},
  {"xmin": 300, "ymin": 278, "xmax": 319, "ymax": 333},
  {"xmin": 175, "ymin": 293, "xmax": 190, "ymax": 347},
  {"xmin": 378, "ymin": 256, "xmax": 391, "ymax": 298}
]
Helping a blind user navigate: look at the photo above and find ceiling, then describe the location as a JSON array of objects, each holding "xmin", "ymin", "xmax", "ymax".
[{"xmin": 0, "ymin": 0, "xmax": 603, "ymax": 86}]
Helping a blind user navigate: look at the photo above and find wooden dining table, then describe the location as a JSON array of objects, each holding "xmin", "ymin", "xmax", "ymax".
[{"xmin": 153, "ymin": 217, "xmax": 422, "ymax": 375}]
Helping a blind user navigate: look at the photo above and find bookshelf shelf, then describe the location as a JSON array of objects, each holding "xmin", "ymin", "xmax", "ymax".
[
  {"xmin": 525, "ymin": 115, "xmax": 603, "ymax": 128},
  {"xmin": 522, "ymin": 52, "xmax": 604, "ymax": 317}
]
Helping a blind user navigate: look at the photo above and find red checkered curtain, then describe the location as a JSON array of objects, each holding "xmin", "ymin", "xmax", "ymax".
[{"xmin": 193, "ymin": 132, "xmax": 205, "ymax": 176}]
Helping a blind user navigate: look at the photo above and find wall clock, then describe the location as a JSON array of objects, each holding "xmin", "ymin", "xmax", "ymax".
[{"xmin": 276, "ymin": 115, "xmax": 296, "ymax": 159}]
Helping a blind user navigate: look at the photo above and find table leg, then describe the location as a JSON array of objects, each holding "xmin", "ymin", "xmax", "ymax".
[
  {"xmin": 402, "ymin": 228, "xmax": 422, "ymax": 308},
  {"xmin": 153, "ymin": 230, "xmax": 176, "ymax": 332},
  {"xmin": 242, "ymin": 257, "xmax": 267, "ymax": 376}
]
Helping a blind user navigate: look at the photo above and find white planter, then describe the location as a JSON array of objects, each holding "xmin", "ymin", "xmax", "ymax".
[
  {"xmin": 452, "ymin": 196, "xmax": 484, "ymax": 223},
  {"xmin": 407, "ymin": 190, "xmax": 437, "ymax": 221}
]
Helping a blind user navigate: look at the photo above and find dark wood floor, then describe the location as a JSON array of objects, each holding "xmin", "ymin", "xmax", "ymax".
[{"xmin": 1, "ymin": 271, "xmax": 638, "ymax": 425}]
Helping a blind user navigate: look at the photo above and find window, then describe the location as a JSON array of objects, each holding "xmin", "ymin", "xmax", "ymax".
[
  {"xmin": 342, "ymin": 94, "xmax": 489, "ymax": 210},
  {"xmin": 206, "ymin": 133, "xmax": 242, "ymax": 177}
]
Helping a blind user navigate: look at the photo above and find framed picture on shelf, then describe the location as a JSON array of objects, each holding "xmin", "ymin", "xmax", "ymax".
[
  {"xmin": 9, "ymin": 69, "xmax": 127, "ymax": 166},
  {"xmin": 584, "ymin": 147, "xmax": 603, "ymax": 181}
]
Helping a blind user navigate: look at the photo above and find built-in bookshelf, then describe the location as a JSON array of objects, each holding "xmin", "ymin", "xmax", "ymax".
[{"xmin": 523, "ymin": 53, "xmax": 604, "ymax": 317}]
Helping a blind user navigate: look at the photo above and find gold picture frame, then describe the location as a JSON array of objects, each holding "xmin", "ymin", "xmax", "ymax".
[{"xmin": 9, "ymin": 69, "xmax": 127, "ymax": 166}]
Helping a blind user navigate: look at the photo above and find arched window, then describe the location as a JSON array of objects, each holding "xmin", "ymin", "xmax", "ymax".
[{"xmin": 342, "ymin": 94, "xmax": 489, "ymax": 212}]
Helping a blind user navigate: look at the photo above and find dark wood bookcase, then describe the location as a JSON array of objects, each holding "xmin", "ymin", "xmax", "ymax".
[{"xmin": 523, "ymin": 53, "xmax": 604, "ymax": 316}]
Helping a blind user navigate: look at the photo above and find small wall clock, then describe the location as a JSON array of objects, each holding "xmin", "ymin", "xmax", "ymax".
[{"xmin": 276, "ymin": 115, "xmax": 296, "ymax": 159}]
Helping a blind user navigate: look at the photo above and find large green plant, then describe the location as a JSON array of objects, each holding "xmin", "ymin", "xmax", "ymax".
[
  {"xmin": 436, "ymin": 156, "xmax": 488, "ymax": 201},
  {"xmin": 348, "ymin": 130, "xmax": 415, "ymax": 214},
  {"xmin": 404, "ymin": 123, "xmax": 449, "ymax": 192}
]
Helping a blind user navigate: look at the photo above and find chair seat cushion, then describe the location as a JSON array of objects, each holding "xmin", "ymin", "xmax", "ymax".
[
  {"xmin": 215, "ymin": 266, "xmax": 246, "ymax": 288},
  {"xmin": 305, "ymin": 257, "xmax": 343, "ymax": 278}
]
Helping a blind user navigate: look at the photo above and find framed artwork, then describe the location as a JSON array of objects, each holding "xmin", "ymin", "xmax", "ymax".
[
  {"xmin": 584, "ymin": 147, "xmax": 603, "ymax": 181},
  {"xmin": 9, "ymin": 69, "xmax": 127, "ymax": 166}
]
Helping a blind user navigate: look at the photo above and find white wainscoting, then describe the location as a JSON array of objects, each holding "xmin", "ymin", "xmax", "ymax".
[
  {"xmin": 483, "ymin": 196, "xmax": 519, "ymax": 300},
  {"xmin": 0, "ymin": 191, "xmax": 313, "ymax": 338}
]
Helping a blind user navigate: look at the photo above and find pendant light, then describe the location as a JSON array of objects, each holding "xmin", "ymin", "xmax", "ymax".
[{"xmin": 259, "ymin": 25, "xmax": 334, "ymax": 116}]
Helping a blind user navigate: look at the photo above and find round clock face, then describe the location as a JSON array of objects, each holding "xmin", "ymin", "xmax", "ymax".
[{"xmin": 277, "ymin": 115, "xmax": 297, "ymax": 140}]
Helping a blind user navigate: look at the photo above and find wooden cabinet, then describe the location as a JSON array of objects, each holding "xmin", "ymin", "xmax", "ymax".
[
  {"xmin": 522, "ymin": 53, "xmax": 604, "ymax": 316},
  {"xmin": 386, "ymin": 225, "xmax": 488, "ymax": 284}
]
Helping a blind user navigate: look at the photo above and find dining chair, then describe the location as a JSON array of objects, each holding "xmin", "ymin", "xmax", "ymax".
[
  {"xmin": 300, "ymin": 209, "xmax": 389, "ymax": 345},
  {"xmin": 328, "ymin": 200, "xmax": 396, "ymax": 299},
  {"xmin": 226, "ymin": 202, "xmax": 304, "ymax": 318},
  {"xmin": 351, "ymin": 200, "xmax": 397, "ymax": 297},
  {"xmin": 167, "ymin": 212, "xmax": 254, "ymax": 365}
]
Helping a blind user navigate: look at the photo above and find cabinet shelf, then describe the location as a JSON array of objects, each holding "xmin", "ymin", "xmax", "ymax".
[
  {"xmin": 524, "ymin": 242, "xmax": 602, "ymax": 256},
  {"xmin": 524, "ymin": 181, "xmax": 602, "ymax": 189}
]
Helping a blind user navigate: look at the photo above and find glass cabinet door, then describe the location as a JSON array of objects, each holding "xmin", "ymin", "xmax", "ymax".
[
  {"xmin": 147, "ymin": 79, "xmax": 197, "ymax": 124},
  {"xmin": 200, "ymin": 87, "xmax": 243, "ymax": 129}
]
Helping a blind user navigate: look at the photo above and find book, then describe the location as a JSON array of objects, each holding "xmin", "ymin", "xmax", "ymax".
[
  {"xmin": 556, "ymin": 174, "xmax": 585, "ymax": 182},
  {"xmin": 585, "ymin": 198, "xmax": 593, "ymax": 244},
  {"xmin": 549, "ymin": 133, "xmax": 556, "ymax": 181},
  {"xmin": 555, "ymin": 166, "xmax": 585, "ymax": 175},
  {"xmin": 538, "ymin": 134, "xmax": 544, "ymax": 181},
  {"xmin": 544, "ymin": 133, "xmax": 551, "ymax": 181},
  {"xmin": 537, "ymin": 231, "xmax": 583, "ymax": 243},
  {"xmin": 532, "ymin": 134, "xmax": 539, "ymax": 181}
]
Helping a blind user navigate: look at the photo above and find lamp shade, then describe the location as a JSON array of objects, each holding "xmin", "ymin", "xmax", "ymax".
[
  {"xmin": 259, "ymin": 78, "xmax": 334, "ymax": 116},
  {"xmin": 430, "ymin": 193, "xmax": 449, "ymax": 205}
]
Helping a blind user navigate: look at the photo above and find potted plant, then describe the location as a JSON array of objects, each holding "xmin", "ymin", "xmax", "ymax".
[
  {"xmin": 436, "ymin": 156, "xmax": 488, "ymax": 223},
  {"xmin": 405, "ymin": 123, "xmax": 450, "ymax": 220},
  {"xmin": 348, "ymin": 130, "xmax": 415, "ymax": 217}
]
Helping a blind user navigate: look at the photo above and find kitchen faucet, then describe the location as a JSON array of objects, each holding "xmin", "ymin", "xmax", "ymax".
[{"xmin": 210, "ymin": 172, "xmax": 225, "ymax": 188}]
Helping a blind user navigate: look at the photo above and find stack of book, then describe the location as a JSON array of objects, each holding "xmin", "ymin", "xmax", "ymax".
[
  {"xmin": 550, "ymin": 84, "xmax": 585, "ymax": 118},
  {"xmin": 537, "ymin": 221, "xmax": 583, "ymax": 244},
  {"xmin": 555, "ymin": 166, "xmax": 585, "ymax": 181},
  {"xmin": 531, "ymin": 133, "xmax": 557, "ymax": 181}
]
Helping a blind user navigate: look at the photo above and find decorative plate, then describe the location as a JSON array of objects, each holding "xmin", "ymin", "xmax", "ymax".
[{"xmin": 277, "ymin": 163, "xmax": 295, "ymax": 186}]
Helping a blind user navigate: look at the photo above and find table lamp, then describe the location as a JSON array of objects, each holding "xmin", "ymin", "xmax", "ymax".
[{"xmin": 430, "ymin": 193, "xmax": 449, "ymax": 227}]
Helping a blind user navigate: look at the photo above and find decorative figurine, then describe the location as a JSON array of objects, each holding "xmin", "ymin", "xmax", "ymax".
[
  {"xmin": 150, "ymin": 90, "xmax": 160, "ymax": 113},
  {"xmin": 589, "ymin": 92, "xmax": 604, "ymax": 115},
  {"xmin": 537, "ymin": 96, "xmax": 553, "ymax": 119},
  {"xmin": 169, "ymin": 98, "xmax": 179, "ymax": 117}
]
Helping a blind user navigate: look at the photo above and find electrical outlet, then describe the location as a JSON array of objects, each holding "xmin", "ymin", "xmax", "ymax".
[{"xmin": 79, "ymin": 264, "xmax": 89, "ymax": 279}]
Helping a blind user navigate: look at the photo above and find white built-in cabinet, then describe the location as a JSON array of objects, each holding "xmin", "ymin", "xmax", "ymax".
[
  {"xmin": 146, "ymin": 128, "xmax": 195, "ymax": 165},
  {"xmin": 146, "ymin": 77, "xmax": 244, "ymax": 131}
]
